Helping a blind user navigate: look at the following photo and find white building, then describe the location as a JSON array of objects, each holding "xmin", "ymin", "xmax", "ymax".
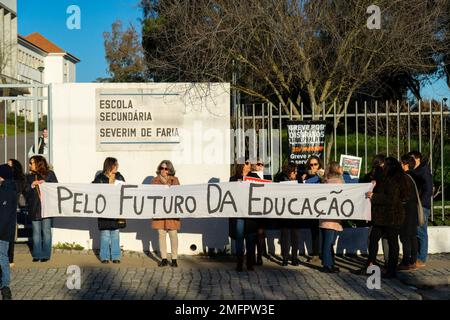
[{"xmin": 0, "ymin": 0, "xmax": 80, "ymax": 120}]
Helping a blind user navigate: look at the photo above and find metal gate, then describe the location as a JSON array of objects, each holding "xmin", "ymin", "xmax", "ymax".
[
  {"xmin": 0, "ymin": 83, "xmax": 52, "ymax": 167},
  {"xmin": 233, "ymin": 99, "xmax": 450, "ymax": 223},
  {"xmin": 0, "ymin": 83, "xmax": 51, "ymax": 242}
]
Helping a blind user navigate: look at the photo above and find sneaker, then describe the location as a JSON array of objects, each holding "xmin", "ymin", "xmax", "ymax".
[
  {"xmin": 291, "ymin": 258, "xmax": 300, "ymax": 266},
  {"xmin": 32, "ymin": 258, "xmax": 40, "ymax": 262},
  {"xmin": 281, "ymin": 258, "xmax": 289, "ymax": 266},
  {"xmin": 101, "ymin": 260, "xmax": 109, "ymax": 264},
  {"xmin": 1, "ymin": 287, "xmax": 12, "ymax": 300},
  {"xmin": 40, "ymin": 259, "xmax": 49, "ymax": 262},
  {"xmin": 416, "ymin": 260, "xmax": 426, "ymax": 268},
  {"xmin": 171, "ymin": 260, "xmax": 178, "ymax": 267},
  {"xmin": 112, "ymin": 260, "xmax": 120, "ymax": 264},
  {"xmin": 158, "ymin": 259, "xmax": 169, "ymax": 267}
]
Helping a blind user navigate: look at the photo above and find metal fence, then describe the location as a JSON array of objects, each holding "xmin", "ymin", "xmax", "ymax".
[
  {"xmin": 0, "ymin": 83, "xmax": 51, "ymax": 170},
  {"xmin": 233, "ymin": 100, "xmax": 450, "ymax": 222}
]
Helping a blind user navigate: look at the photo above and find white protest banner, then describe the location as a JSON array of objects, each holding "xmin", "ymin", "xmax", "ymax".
[{"xmin": 40, "ymin": 182, "xmax": 372, "ymax": 221}]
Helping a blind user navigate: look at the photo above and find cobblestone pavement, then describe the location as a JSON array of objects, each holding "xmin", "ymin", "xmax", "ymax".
[
  {"xmin": 8, "ymin": 246, "xmax": 450, "ymax": 300},
  {"xmin": 11, "ymin": 266, "xmax": 423, "ymax": 300}
]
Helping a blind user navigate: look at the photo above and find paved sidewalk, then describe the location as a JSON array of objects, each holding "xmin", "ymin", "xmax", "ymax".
[{"xmin": 7, "ymin": 245, "xmax": 450, "ymax": 300}]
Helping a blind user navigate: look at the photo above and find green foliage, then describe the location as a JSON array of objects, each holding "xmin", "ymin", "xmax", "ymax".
[{"xmin": 53, "ymin": 242, "xmax": 85, "ymax": 251}]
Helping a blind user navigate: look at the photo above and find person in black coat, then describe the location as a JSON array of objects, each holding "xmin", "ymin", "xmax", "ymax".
[
  {"xmin": 7, "ymin": 159, "xmax": 27, "ymax": 266},
  {"xmin": 228, "ymin": 158, "xmax": 258, "ymax": 271},
  {"xmin": 93, "ymin": 157, "xmax": 125, "ymax": 264},
  {"xmin": 399, "ymin": 155, "xmax": 423, "ymax": 269},
  {"xmin": 407, "ymin": 151, "xmax": 433, "ymax": 266},
  {"xmin": 24, "ymin": 155, "xmax": 58, "ymax": 262},
  {"xmin": 0, "ymin": 164, "xmax": 17, "ymax": 300},
  {"xmin": 274, "ymin": 163, "xmax": 301, "ymax": 266},
  {"xmin": 366, "ymin": 157, "xmax": 410, "ymax": 278}
]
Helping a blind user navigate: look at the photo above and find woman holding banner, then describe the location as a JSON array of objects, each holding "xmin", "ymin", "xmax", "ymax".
[
  {"xmin": 274, "ymin": 162, "xmax": 300, "ymax": 266},
  {"xmin": 247, "ymin": 158, "xmax": 272, "ymax": 266},
  {"xmin": 299, "ymin": 155, "xmax": 324, "ymax": 263},
  {"xmin": 93, "ymin": 157, "xmax": 126, "ymax": 264},
  {"xmin": 25, "ymin": 155, "xmax": 58, "ymax": 262},
  {"xmin": 229, "ymin": 158, "xmax": 257, "ymax": 271},
  {"xmin": 151, "ymin": 160, "xmax": 181, "ymax": 268},
  {"xmin": 320, "ymin": 162, "xmax": 344, "ymax": 273}
]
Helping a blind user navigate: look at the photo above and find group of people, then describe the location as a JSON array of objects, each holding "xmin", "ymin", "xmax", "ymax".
[
  {"xmin": 228, "ymin": 152, "xmax": 432, "ymax": 279},
  {"xmin": 0, "ymin": 150, "xmax": 433, "ymax": 299}
]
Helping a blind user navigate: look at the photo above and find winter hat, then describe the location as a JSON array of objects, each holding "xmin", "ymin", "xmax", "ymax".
[{"xmin": 0, "ymin": 164, "xmax": 13, "ymax": 180}]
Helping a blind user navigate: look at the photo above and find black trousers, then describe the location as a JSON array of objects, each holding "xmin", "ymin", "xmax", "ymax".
[
  {"xmin": 280, "ymin": 228, "xmax": 300, "ymax": 259},
  {"xmin": 400, "ymin": 233, "xmax": 418, "ymax": 265},
  {"xmin": 368, "ymin": 225, "xmax": 400, "ymax": 274},
  {"xmin": 8, "ymin": 241, "xmax": 14, "ymax": 263},
  {"xmin": 309, "ymin": 221, "xmax": 320, "ymax": 256}
]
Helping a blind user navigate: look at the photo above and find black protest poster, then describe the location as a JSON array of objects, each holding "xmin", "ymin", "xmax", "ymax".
[{"xmin": 286, "ymin": 120, "xmax": 327, "ymax": 165}]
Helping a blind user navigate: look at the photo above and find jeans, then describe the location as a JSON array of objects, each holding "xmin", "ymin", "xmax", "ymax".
[
  {"xmin": 100, "ymin": 229, "xmax": 121, "ymax": 261},
  {"xmin": 417, "ymin": 208, "xmax": 430, "ymax": 262},
  {"xmin": 321, "ymin": 229, "xmax": 337, "ymax": 268},
  {"xmin": 0, "ymin": 240, "xmax": 10, "ymax": 288},
  {"xmin": 32, "ymin": 219, "xmax": 53, "ymax": 260},
  {"xmin": 234, "ymin": 219, "xmax": 255, "ymax": 257}
]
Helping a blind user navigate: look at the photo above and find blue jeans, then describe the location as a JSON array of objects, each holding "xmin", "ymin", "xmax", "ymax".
[
  {"xmin": 100, "ymin": 230, "xmax": 121, "ymax": 261},
  {"xmin": 0, "ymin": 240, "xmax": 10, "ymax": 288},
  {"xmin": 417, "ymin": 208, "xmax": 430, "ymax": 262},
  {"xmin": 321, "ymin": 228, "xmax": 337, "ymax": 268},
  {"xmin": 234, "ymin": 219, "xmax": 255, "ymax": 257},
  {"xmin": 32, "ymin": 219, "xmax": 53, "ymax": 260}
]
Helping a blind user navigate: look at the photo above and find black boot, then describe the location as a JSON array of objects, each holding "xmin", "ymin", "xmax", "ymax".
[
  {"xmin": 1, "ymin": 287, "xmax": 12, "ymax": 300},
  {"xmin": 236, "ymin": 256, "xmax": 244, "ymax": 272},
  {"xmin": 246, "ymin": 253, "xmax": 255, "ymax": 271},
  {"xmin": 158, "ymin": 259, "xmax": 169, "ymax": 267}
]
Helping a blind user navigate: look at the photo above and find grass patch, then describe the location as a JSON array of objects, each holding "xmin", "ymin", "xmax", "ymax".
[{"xmin": 53, "ymin": 242, "xmax": 85, "ymax": 251}]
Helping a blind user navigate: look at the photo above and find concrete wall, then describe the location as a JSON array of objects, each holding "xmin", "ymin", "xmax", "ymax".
[{"xmin": 50, "ymin": 83, "xmax": 231, "ymax": 255}]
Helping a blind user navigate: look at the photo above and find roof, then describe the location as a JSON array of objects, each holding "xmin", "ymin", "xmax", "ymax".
[{"xmin": 23, "ymin": 32, "xmax": 80, "ymax": 63}]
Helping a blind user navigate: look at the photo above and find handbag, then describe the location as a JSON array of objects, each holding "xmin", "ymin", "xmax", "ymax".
[
  {"xmin": 408, "ymin": 175, "xmax": 425, "ymax": 226},
  {"xmin": 117, "ymin": 219, "xmax": 127, "ymax": 229}
]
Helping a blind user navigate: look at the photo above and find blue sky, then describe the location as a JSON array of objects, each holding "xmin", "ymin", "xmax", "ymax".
[
  {"xmin": 18, "ymin": 0, "xmax": 142, "ymax": 82},
  {"xmin": 17, "ymin": 0, "xmax": 450, "ymax": 100}
]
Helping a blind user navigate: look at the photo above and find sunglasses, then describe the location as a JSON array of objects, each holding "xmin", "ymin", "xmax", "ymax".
[
  {"xmin": 310, "ymin": 163, "xmax": 319, "ymax": 167},
  {"xmin": 159, "ymin": 167, "xmax": 169, "ymax": 171}
]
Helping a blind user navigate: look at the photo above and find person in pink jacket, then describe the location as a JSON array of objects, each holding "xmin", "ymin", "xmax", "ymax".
[{"xmin": 320, "ymin": 161, "xmax": 344, "ymax": 273}]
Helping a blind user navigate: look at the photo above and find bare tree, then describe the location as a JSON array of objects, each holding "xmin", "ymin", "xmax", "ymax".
[{"xmin": 140, "ymin": 0, "xmax": 449, "ymax": 162}]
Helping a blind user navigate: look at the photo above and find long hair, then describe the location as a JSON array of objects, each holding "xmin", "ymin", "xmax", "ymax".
[
  {"xmin": 383, "ymin": 157, "xmax": 410, "ymax": 199},
  {"xmin": 29, "ymin": 155, "xmax": 49, "ymax": 178},
  {"xmin": 156, "ymin": 160, "xmax": 176, "ymax": 176},
  {"xmin": 281, "ymin": 162, "xmax": 297, "ymax": 177},
  {"xmin": 103, "ymin": 157, "xmax": 118, "ymax": 175},
  {"xmin": 305, "ymin": 155, "xmax": 324, "ymax": 170},
  {"xmin": 9, "ymin": 158, "xmax": 26, "ymax": 191}
]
